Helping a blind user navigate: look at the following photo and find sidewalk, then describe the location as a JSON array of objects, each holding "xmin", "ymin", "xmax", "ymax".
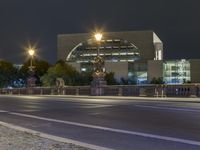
[{"xmin": 0, "ymin": 123, "xmax": 92, "ymax": 150}]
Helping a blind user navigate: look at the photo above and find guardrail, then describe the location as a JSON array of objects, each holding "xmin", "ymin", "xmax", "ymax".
[{"xmin": 0, "ymin": 84, "xmax": 199, "ymax": 97}]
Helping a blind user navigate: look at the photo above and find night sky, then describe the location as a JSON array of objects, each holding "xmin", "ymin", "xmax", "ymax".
[{"xmin": 0, "ymin": 0, "xmax": 200, "ymax": 64}]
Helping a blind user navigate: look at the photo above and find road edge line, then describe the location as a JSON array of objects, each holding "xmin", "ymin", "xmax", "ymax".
[{"xmin": 8, "ymin": 112, "xmax": 200, "ymax": 147}]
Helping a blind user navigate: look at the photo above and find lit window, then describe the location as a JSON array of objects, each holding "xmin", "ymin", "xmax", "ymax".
[
  {"xmin": 106, "ymin": 46, "xmax": 112, "ymax": 49},
  {"xmin": 81, "ymin": 68, "xmax": 86, "ymax": 72},
  {"xmin": 107, "ymin": 39, "xmax": 113, "ymax": 42},
  {"xmin": 158, "ymin": 50, "xmax": 162, "ymax": 60},
  {"xmin": 83, "ymin": 54, "xmax": 90, "ymax": 56},
  {"xmin": 120, "ymin": 46, "xmax": 126, "ymax": 49},
  {"xmin": 120, "ymin": 53, "xmax": 127, "ymax": 55},
  {"xmin": 112, "ymin": 59, "xmax": 118, "ymax": 62}
]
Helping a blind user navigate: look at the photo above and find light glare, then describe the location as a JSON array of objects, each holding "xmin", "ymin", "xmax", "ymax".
[
  {"xmin": 28, "ymin": 49, "xmax": 35, "ymax": 56},
  {"xmin": 95, "ymin": 33, "xmax": 102, "ymax": 41}
]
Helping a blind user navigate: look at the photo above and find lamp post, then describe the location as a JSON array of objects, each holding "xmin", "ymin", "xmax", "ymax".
[
  {"xmin": 27, "ymin": 48, "xmax": 36, "ymax": 88},
  {"xmin": 93, "ymin": 33, "xmax": 104, "ymax": 74},
  {"xmin": 94, "ymin": 33, "xmax": 102, "ymax": 56},
  {"xmin": 28, "ymin": 49, "xmax": 35, "ymax": 72},
  {"xmin": 91, "ymin": 33, "xmax": 107, "ymax": 96}
]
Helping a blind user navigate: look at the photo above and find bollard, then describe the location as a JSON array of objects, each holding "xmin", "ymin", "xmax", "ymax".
[
  {"xmin": 118, "ymin": 87, "xmax": 122, "ymax": 96},
  {"xmin": 40, "ymin": 89, "xmax": 43, "ymax": 95},
  {"xmin": 62, "ymin": 89, "xmax": 65, "ymax": 95}
]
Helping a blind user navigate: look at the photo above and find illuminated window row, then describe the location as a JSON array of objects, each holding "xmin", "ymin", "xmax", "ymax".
[
  {"xmin": 84, "ymin": 46, "xmax": 136, "ymax": 50},
  {"xmin": 80, "ymin": 52, "xmax": 139, "ymax": 57}
]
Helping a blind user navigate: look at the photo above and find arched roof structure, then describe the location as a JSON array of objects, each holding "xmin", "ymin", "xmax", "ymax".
[{"xmin": 66, "ymin": 38, "xmax": 140, "ymax": 63}]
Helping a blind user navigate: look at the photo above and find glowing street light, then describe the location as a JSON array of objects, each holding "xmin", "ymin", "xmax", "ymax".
[
  {"xmin": 28, "ymin": 49, "xmax": 35, "ymax": 57},
  {"xmin": 91, "ymin": 32, "xmax": 107, "ymax": 96},
  {"xmin": 94, "ymin": 33, "xmax": 103, "ymax": 56},
  {"xmin": 94, "ymin": 33, "xmax": 102, "ymax": 42}
]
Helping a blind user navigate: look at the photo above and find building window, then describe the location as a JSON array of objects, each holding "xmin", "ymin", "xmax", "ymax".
[{"xmin": 163, "ymin": 60, "xmax": 191, "ymax": 84}]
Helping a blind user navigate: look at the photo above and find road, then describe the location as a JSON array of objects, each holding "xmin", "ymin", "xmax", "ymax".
[{"xmin": 0, "ymin": 95, "xmax": 200, "ymax": 150}]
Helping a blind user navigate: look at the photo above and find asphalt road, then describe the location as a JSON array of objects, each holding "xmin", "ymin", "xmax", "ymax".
[{"xmin": 0, "ymin": 95, "xmax": 200, "ymax": 150}]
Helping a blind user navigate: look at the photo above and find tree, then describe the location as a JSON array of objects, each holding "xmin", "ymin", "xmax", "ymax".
[
  {"xmin": 19, "ymin": 59, "xmax": 51, "ymax": 86},
  {"xmin": 78, "ymin": 71, "xmax": 93, "ymax": 85},
  {"xmin": 41, "ymin": 62, "xmax": 80, "ymax": 86},
  {"xmin": 105, "ymin": 72, "xmax": 117, "ymax": 85},
  {"xmin": 150, "ymin": 77, "xmax": 164, "ymax": 84},
  {"xmin": 0, "ymin": 60, "xmax": 17, "ymax": 88}
]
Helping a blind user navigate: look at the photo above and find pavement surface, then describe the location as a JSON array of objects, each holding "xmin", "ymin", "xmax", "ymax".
[{"xmin": 0, "ymin": 95, "xmax": 200, "ymax": 150}]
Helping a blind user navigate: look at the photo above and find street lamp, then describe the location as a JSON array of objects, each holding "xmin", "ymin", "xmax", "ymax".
[
  {"xmin": 94, "ymin": 33, "xmax": 102, "ymax": 56},
  {"xmin": 28, "ymin": 49, "xmax": 35, "ymax": 71},
  {"xmin": 27, "ymin": 48, "xmax": 36, "ymax": 88},
  {"xmin": 91, "ymin": 32, "xmax": 107, "ymax": 96},
  {"xmin": 93, "ymin": 33, "xmax": 104, "ymax": 74}
]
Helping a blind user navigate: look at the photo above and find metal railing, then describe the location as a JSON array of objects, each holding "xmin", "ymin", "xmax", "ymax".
[{"xmin": 0, "ymin": 84, "xmax": 199, "ymax": 97}]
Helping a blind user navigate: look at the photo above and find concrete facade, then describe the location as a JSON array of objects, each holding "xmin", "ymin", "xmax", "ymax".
[
  {"xmin": 147, "ymin": 60, "xmax": 163, "ymax": 82},
  {"xmin": 105, "ymin": 62, "xmax": 129, "ymax": 80},
  {"xmin": 189, "ymin": 59, "xmax": 200, "ymax": 83}
]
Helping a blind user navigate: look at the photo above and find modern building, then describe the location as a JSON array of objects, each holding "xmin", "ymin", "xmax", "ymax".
[
  {"xmin": 148, "ymin": 59, "xmax": 200, "ymax": 84},
  {"xmin": 57, "ymin": 31, "xmax": 162, "ymax": 83},
  {"xmin": 57, "ymin": 30, "xmax": 200, "ymax": 84}
]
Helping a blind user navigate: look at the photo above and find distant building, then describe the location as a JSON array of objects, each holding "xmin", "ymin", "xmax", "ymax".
[{"xmin": 57, "ymin": 30, "xmax": 200, "ymax": 84}]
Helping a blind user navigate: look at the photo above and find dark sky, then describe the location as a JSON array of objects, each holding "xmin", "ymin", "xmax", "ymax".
[{"xmin": 0, "ymin": 0, "xmax": 200, "ymax": 64}]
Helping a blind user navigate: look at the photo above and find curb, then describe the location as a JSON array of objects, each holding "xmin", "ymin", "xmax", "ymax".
[{"xmin": 1, "ymin": 94, "xmax": 200, "ymax": 103}]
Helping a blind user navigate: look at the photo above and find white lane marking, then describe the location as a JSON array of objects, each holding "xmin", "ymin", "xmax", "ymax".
[
  {"xmin": 0, "ymin": 121, "xmax": 112, "ymax": 150},
  {"xmin": 135, "ymin": 105, "xmax": 200, "ymax": 113},
  {"xmin": 0, "ymin": 110, "xmax": 199, "ymax": 146},
  {"xmin": 82, "ymin": 104, "xmax": 114, "ymax": 108},
  {"xmin": 0, "ymin": 110, "xmax": 9, "ymax": 113}
]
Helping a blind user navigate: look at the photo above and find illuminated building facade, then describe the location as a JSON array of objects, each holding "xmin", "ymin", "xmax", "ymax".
[
  {"xmin": 57, "ymin": 30, "xmax": 200, "ymax": 84},
  {"xmin": 163, "ymin": 60, "xmax": 191, "ymax": 84},
  {"xmin": 57, "ymin": 31, "xmax": 162, "ymax": 84}
]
